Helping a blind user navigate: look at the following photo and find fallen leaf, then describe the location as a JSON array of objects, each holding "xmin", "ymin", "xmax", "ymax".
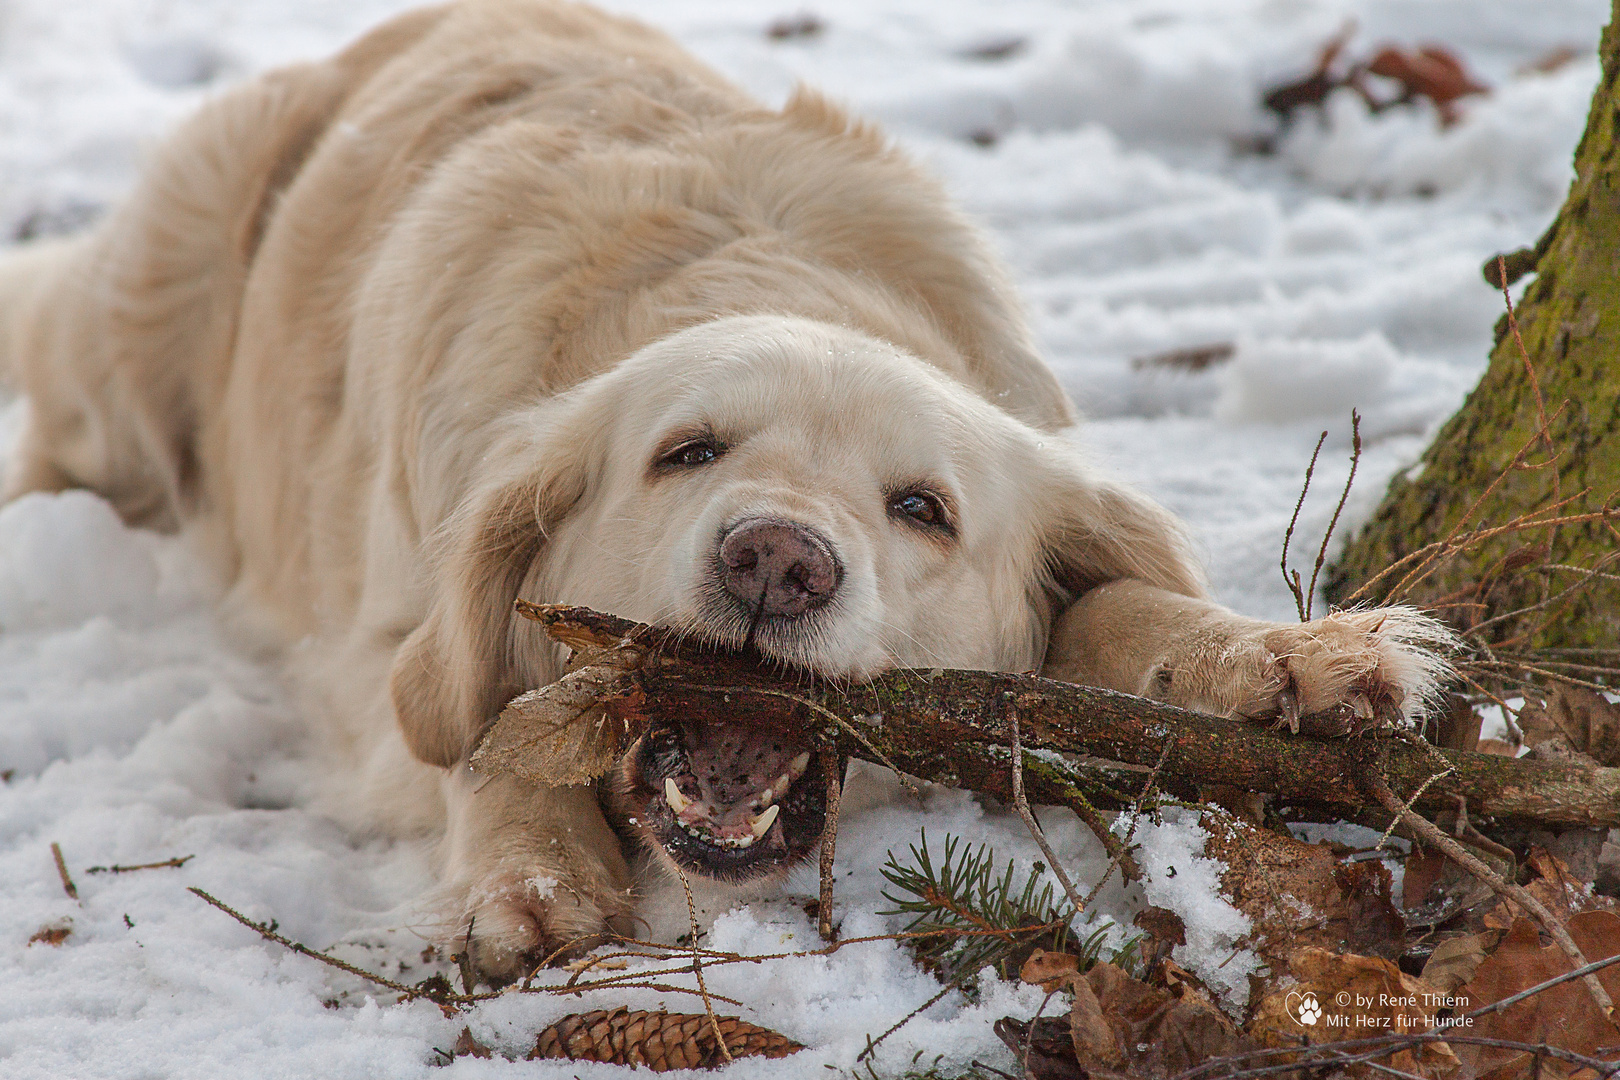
[
  {"xmin": 1020, "ymin": 948, "xmax": 1081, "ymax": 993},
  {"xmin": 28, "ymin": 920, "xmax": 72, "ymax": 947},
  {"xmin": 1251, "ymin": 948, "xmax": 1458, "ymax": 1078},
  {"xmin": 994, "ymin": 1016, "xmax": 1093, "ymax": 1080},
  {"xmin": 452, "ymin": 1026, "xmax": 493, "ymax": 1060},
  {"xmin": 1133, "ymin": 905, "xmax": 1187, "ymax": 970},
  {"xmin": 1420, "ymin": 932, "xmax": 1494, "ymax": 993},
  {"xmin": 957, "ymin": 36, "xmax": 1026, "ymax": 62},
  {"xmin": 1001, "ymin": 960, "xmax": 1257, "ymax": 1079},
  {"xmin": 1455, "ymin": 912, "xmax": 1620, "ymax": 1078},
  {"xmin": 1481, "ymin": 847, "xmax": 1615, "ymax": 930},
  {"xmin": 1356, "ymin": 44, "xmax": 1489, "ymax": 126},
  {"xmin": 1517, "ymin": 45, "xmax": 1582, "ymax": 77},
  {"xmin": 1519, "ymin": 685, "xmax": 1620, "ymax": 766},
  {"xmin": 1068, "ymin": 974, "xmax": 1124, "ymax": 1068},
  {"xmin": 1262, "ymin": 22, "xmax": 1356, "ymax": 120},
  {"xmin": 1131, "ymin": 342, "xmax": 1235, "ymax": 373},
  {"xmin": 765, "ymin": 13, "xmax": 823, "ymax": 41},
  {"xmin": 1205, "ymin": 817, "xmax": 1405, "ymax": 985}
]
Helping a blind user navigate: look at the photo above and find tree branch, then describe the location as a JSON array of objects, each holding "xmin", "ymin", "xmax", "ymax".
[{"xmin": 471, "ymin": 603, "xmax": 1620, "ymax": 830}]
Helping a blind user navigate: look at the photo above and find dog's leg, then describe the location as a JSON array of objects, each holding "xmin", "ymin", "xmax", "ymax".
[
  {"xmin": 1041, "ymin": 579, "xmax": 1454, "ymax": 734},
  {"xmin": 439, "ymin": 764, "xmax": 636, "ymax": 982}
]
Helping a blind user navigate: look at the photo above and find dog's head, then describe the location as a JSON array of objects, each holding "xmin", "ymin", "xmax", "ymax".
[{"xmin": 390, "ymin": 316, "xmax": 1201, "ymax": 881}]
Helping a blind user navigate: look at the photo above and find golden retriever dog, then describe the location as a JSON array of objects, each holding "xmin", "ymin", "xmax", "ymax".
[{"xmin": 0, "ymin": 0, "xmax": 1449, "ymax": 978}]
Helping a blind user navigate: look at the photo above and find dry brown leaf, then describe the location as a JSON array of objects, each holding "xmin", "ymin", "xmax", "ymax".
[
  {"xmin": 1481, "ymin": 846, "xmax": 1615, "ymax": 930},
  {"xmin": 1003, "ymin": 959, "xmax": 1257, "ymax": 1078},
  {"xmin": 27, "ymin": 919, "xmax": 71, "ymax": 947},
  {"xmin": 1250, "ymin": 948, "xmax": 1458, "ymax": 1078},
  {"xmin": 1520, "ymin": 685, "xmax": 1620, "ymax": 766},
  {"xmin": 1130, "ymin": 342, "xmax": 1235, "ymax": 373},
  {"xmin": 452, "ymin": 1026, "xmax": 494, "ymax": 1060},
  {"xmin": 1206, "ymin": 816, "xmax": 1404, "ymax": 984},
  {"xmin": 1358, "ymin": 44, "xmax": 1489, "ymax": 126},
  {"xmin": 1069, "ymin": 974, "xmax": 1125, "ymax": 1068},
  {"xmin": 765, "ymin": 13, "xmax": 823, "ymax": 41},
  {"xmin": 472, "ymin": 656, "xmax": 645, "ymax": 785},
  {"xmin": 1134, "ymin": 906, "xmax": 1188, "ymax": 971},
  {"xmin": 1454, "ymin": 912, "xmax": 1620, "ymax": 1078},
  {"xmin": 1420, "ymin": 932, "xmax": 1495, "ymax": 993},
  {"xmin": 1020, "ymin": 948, "xmax": 1081, "ymax": 992}
]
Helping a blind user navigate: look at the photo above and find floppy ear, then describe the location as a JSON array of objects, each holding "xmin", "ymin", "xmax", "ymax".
[
  {"xmin": 388, "ymin": 422, "xmax": 591, "ymax": 768},
  {"xmin": 1040, "ymin": 470, "xmax": 1210, "ymax": 606}
]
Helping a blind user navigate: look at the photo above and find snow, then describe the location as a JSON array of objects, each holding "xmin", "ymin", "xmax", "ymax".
[{"xmin": 0, "ymin": 0, "xmax": 1605, "ymax": 1075}]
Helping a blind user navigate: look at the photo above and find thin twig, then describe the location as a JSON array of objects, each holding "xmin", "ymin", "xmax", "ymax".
[
  {"xmin": 1081, "ymin": 740, "xmax": 1171, "ymax": 910},
  {"xmin": 1307, "ymin": 410, "xmax": 1361, "ymax": 621},
  {"xmin": 188, "ymin": 887, "xmax": 482, "ymax": 1007},
  {"xmin": 50, "ymin": 842, "xmax": 78, "ymax": 901},
  {"xmin": 1282, "ymin": 430, "xmax": 1329, "ymax": 621},
  {"xmin": 1363, "ymin": 774, "xmax": 1615, "ymax": 1020},
  {"xmin": 86, "ymin": 855, "xmax": 194, "ymax": 874},
  {"xmin": 819, "ymin": 749, "xmax": 843, "ymax": 942},
  {"xmin": 855, "ymin": 980, "xmax": 958, "ymax": 1062},
  {"xmin": 674, "ymin": 866, "xmax": 732, "ymax": 1063},
  {"xmin": 1007, "ymin": 703, "xmax": 1087, "ymax": 918}
]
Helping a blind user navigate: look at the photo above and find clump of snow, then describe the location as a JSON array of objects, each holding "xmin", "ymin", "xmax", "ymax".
[
  {"xmin": 1214, "ymin": 331, "xmax": 1397, "ymax": 425},
  {"xmin": 1129, "ymin": 812, "xmax": 1258, "ymax": 1009}
]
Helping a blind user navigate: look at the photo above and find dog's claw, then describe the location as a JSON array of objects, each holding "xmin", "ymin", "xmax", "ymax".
[{"xmin": 1276, "ymin": 675, "xmax": 1301, "ymax": 735}]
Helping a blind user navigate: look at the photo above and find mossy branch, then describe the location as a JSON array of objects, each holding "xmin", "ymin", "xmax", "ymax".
[{"xmin": 471, "ymin": 602, "xmax": 1620, "ymax": 829}]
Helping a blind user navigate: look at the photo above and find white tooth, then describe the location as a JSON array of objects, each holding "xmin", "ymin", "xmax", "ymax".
[
  {"xmin": 757, "ymin": 787, "xmax": 775, "ymax": 809},
  {"xmin": 750, "ymin": 803, "xmax": 780, "ymax": 838},
  {"xmin": 788, "ymin": 752, "xmax": 811, "ymax": 777},
  {"xmin": 665, "ymin": 777, "xmax": 691, "ymax": 815}
]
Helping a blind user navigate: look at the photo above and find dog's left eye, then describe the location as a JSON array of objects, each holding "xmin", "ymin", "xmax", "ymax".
[
  {"xmin": 888, "ymin": 489, "xmax": 952, "ymax": 533},
  {"xmin": 657, "ymin": 437, "xmax": 724, "ymax": 470}
]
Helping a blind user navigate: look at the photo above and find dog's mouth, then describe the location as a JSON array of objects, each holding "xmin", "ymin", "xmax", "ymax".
[{"xmin": 615, "ymin": 715, "xmax": 827, "ymax": 882}]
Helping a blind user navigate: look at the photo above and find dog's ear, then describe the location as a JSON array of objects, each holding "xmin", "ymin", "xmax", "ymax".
[
  {"xmin": 1038, "ymin": 467, "xmax": 1209, "ymax": 607},
  {"xmin": 388, "ymin": 421, "xmax": 591, "ymax": 768}
]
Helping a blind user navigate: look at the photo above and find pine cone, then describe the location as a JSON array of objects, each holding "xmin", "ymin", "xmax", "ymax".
[{"xmin": 529, "ymin": 1008, "xmax": 804, "ymax": 1071}]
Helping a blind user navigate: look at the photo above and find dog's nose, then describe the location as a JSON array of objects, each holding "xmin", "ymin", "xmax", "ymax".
[{"xmin": 719, "ymin": 518, "xmax": 840, "ymax": 617}]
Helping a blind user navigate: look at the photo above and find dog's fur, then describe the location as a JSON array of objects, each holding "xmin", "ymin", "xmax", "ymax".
[{"xmin": 0, "ymin": 0, "xmax": 1449, "ymax": 976}]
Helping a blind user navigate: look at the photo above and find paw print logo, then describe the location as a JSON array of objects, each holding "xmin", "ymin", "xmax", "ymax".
[{"xmin": 1293, "ymin": 992, "xmax": 1322, "ymax": 1026}]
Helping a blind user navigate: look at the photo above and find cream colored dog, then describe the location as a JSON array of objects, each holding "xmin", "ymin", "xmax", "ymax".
[{"xmin": 0, "ymin": 0, "xmax": 1449, "ymax": 978}]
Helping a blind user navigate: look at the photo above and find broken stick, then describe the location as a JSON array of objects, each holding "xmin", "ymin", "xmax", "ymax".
[{"xmin": 472, "ymin": 603, "xmax": 1620, "ymax": 830}]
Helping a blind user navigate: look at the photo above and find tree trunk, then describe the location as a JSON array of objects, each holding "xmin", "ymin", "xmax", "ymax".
[{"xmin": 1326, "ymin": 5, "xmax": 1620, "ymax": 650}]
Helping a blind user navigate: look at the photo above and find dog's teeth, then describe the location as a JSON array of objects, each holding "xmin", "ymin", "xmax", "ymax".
[
  {"xmin": 749, "ymin": 803, "xmax": 780, "ymax": 838},
  {"xmin": 664, "ymin": 777, "xmax": 691, "ymax": 815},
  {"xmin": 788, "ymin": 752, "xmax": 811, "ymax": 777}
]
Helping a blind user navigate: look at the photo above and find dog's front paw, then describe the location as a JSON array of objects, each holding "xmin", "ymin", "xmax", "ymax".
[
  {"xmin": 1165, "ymin": 606, "xmax": 1456, "ymax": 736},
  {"xmin": 447, "ymin": 856, "xmax": 633, "ymax": 982},
  {"xmin": 439, "ymin": 769, "xmax": 635, "ymax": 984}
]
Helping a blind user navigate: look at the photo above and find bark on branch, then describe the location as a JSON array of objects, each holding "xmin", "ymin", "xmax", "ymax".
[{"xmin": 471, "ymin": 603, "xmax": 1620, "ymax": 829}]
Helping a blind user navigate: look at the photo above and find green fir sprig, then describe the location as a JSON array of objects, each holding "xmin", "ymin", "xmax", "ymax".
[{"xmin": 878, "ymin": 829, "xmax": 1121, "ymax": 988}]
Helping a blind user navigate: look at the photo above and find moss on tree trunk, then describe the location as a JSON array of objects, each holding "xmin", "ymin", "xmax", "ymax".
[{"xmin": 1327, "ymin": 4, "xmax": 1620, "ymax": 648}]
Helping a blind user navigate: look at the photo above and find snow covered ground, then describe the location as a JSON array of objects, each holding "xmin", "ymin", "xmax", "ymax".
[{"xmin": 0, "ymin": 0, "xmax": 1606, "ymax": 1076}]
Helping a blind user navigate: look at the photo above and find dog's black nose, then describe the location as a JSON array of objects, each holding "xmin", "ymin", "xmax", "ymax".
[{"xmin": 719, "ymin": 518, "xmax": 840, "ymax": 617}]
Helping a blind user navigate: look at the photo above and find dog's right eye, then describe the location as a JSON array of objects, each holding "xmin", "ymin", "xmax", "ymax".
[{"xmin": 656, "ymin": 437, "xmax": 724, "ymax": 470}]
